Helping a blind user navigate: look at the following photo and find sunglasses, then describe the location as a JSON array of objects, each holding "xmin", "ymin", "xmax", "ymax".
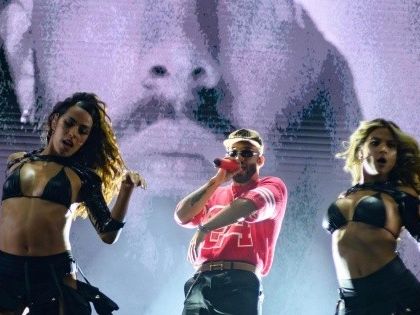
[{"xmin": 227, "ymin": 149, "xmax": 259, "ymax": 158}]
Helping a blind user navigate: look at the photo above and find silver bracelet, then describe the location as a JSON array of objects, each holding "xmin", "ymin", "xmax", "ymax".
[{"xmin": 198, "ymin": 224, "xmax": 211, "ymax": 233}]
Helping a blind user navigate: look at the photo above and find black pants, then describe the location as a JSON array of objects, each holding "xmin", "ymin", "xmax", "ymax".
[
  {"xmin": 0, "ymin": 250, "xmax": 91, "ymax": 315},
  {"xmin": 182, "ymin": 270, "xmax": 263, "ymax": 315},
  {"xmin": 336, "ymin": 256, "xmax": 420, "ymax": 315}
]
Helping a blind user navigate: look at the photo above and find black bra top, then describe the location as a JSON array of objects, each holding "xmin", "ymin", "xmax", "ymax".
[
  {"xmin": 323, "ymin": 182, "xmax": 420, "ymax": 241},
  {"xmin": 2, "ymin": 159, "xmax": 72, "ymax": 208},
  {"xmin": 323, "ymin": 192, "xmax": 391, "ymax": 235},
  {"xmin": 1, "ymin": 150, "xmax": 125, "ymax": 234}
]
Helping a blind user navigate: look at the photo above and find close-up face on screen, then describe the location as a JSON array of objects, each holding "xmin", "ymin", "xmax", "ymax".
[{"xmin": 0, "ymin": 1, "xmax": 419, "ymax": 314}]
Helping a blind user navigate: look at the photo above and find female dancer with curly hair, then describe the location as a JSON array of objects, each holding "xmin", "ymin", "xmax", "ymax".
[
  {"xmin": 0, "ymin": 92, "xmax": 146, "ymax": 314},
  {"xmin": 323, "ymin": 118, "xmax": 420, "ymax": 314}
]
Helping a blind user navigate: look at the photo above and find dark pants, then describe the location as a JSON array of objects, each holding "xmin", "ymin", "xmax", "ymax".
[
  {"xmin": 336, "ymin": 256, "xmax": 420, "ymax": 315},
  {"xmin": 0, "ymin": 250, "xmax": 91, "ymax": 315},
  {"xmin": 182, "ymin": 270, "xmax": 263, "ymax": 315}
]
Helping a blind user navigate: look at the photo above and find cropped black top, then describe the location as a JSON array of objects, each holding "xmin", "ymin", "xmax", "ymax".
[
  {"xmin": 1, "ymin": 151, "xmax": 124, "ymax": 234},
  {"xmin": 2, "ymin": 158, "xmax": 72, "ymax": 208},
  {"xmin": 323, "ymin": 182, "xmax": 420, "ymax": 241}
]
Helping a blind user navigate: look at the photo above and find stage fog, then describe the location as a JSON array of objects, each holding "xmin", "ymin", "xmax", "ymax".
[{"xmin": 0, "ymin": 1, "xmax": 419, "ymax": 314}]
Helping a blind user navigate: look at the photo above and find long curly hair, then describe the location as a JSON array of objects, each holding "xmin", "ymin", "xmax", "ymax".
[
  {"xmin": 43, "ymin": 92, "xmax": 126, "ymax": 217},
  {"xmin": 336, "ymin": 118, "xmax": 420, "ymax": 193}
]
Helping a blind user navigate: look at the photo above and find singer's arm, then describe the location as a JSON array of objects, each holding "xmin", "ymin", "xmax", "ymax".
[
  {"xmin": 188, "ymin": 198, "xmax": 257, "ymax": 262},
  {"xmin": 175, "ymin": 175, "xmax": 223, "ymax": 224},
  {"xmin": 201, "ymin": 198, "xmax": 257, "ymax": 231}
]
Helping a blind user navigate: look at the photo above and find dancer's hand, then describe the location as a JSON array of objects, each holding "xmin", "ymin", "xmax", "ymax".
[{"xmin": 121, "ymin": 171, "xmax": 147, "ymax": 190}]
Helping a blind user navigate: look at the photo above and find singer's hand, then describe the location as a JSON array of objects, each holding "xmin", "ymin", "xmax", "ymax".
[
  {"xmin": 188, "ymin": 229, "xmax": 207, "ymax": 264},
  {"xmin": 214, "ymin": 163, "xmax": 238, "ymax": 183}
]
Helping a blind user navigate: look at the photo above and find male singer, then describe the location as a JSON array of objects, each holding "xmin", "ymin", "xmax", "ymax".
[{"xmin": 174, "ymin": 129, "xmax": 288, "ymax": 315}]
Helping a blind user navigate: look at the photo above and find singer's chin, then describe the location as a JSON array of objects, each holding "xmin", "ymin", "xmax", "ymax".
[{"xmin": 233, "ymin": 166, "xmax": 257, "ymax": 184}]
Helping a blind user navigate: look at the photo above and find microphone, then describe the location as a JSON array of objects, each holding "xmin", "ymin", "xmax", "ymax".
[{"xmin": 213, "ymin": 158, "xmax": 240, "ymax": 172}]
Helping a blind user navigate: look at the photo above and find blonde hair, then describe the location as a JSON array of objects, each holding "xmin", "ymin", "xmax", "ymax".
[{"xmin": 336, "ymin": 118, "xmax": 420, "ymax": 192}]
